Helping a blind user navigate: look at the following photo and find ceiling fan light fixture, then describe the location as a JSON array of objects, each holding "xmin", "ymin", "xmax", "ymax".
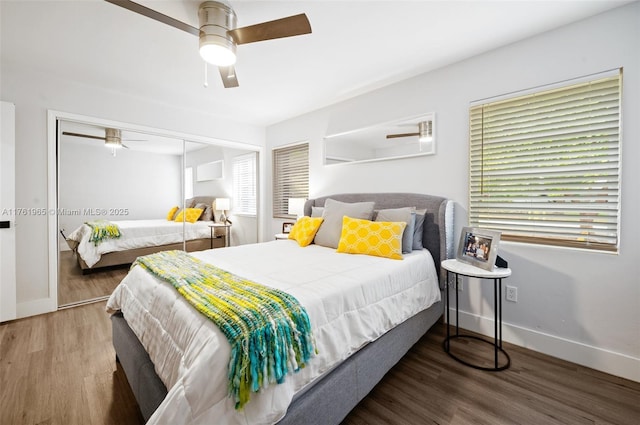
[
  {"xmin": 104, "ymin": 128, "xmax": 123, "ymax": 148},
  {"xmin": 418, "ymin": 120, "xmax": 434, "ymax": 143},
  {"xmin": 199, "ymin": 1, "xmax": 237, "ymax": 67},
  {"xmin": 199, "ymin": 41, "xmax": 236, "ymax": 66}
]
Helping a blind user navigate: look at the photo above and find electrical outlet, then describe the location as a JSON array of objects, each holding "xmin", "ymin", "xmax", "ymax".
[
  {"xmin": 448, "ymin": 279, "xmax": 463, "ymax": 291},
  {"xmin": 506, "ymin": 285, "xmax": 518, "ymax": 302}
]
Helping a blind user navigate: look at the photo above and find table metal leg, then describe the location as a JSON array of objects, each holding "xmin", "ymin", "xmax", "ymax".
[
  {"xmin": 445, "ymin": 270, "xmax": 450, "ymax": 352},
  {"xmin": 494, "ymin": 278, "xmax": 498, "ymax": 369},
  {"xmin": 455, "ymin": 273, "xmax": 459, "ymax": 336},
  {"xmin": 498, "ymin": 278, "xmax": 503, "ymax": 349}
]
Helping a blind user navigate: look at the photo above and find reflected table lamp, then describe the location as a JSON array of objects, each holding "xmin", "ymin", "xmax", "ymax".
[{"xmin": 216, "ymin": 198, "xmax": 231, "ymax": 224}]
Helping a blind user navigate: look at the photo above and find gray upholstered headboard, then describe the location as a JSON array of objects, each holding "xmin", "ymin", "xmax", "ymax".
[
  {"xmin": 187, "ymin": 196, "xmax": 216, "ymax": 206},
  {"xmin": 304, "ymin": 193, "xmax": 453, "ymax": 287}
]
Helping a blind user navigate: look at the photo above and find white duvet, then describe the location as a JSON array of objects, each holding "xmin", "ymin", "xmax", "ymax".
[
  {"xmin": 68, "ymin": 219, "xmax": 212, "ymax": 267},
  {"xmin": 106, "ymin": 240, "xmax": 441, "ymax": 424}
]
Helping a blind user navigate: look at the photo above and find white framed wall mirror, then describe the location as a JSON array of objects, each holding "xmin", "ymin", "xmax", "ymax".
[{"xmin": 323, "ymin": 113, "xmax": 436, "ymax": 165}]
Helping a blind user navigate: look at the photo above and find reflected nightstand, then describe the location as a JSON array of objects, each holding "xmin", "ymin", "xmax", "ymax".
[{"xmin": 208, "ymin": 223, "xmax": 231, "ymax": 248}]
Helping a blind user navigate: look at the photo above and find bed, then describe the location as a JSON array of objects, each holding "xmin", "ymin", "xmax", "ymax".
[
  {"xmin": 66, "ymin": 196, "xmax": 225, "ymax": 271},
  {"xmin": 108, "ymin": 192, "xmax": 453, "ymax": 424}
]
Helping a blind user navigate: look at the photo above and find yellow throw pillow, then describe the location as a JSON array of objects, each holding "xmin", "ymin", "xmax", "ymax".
[
  {"xmin": 166, "ymin": 206, "xmax": 179, "ymax": 221},
  {"xmin": 174, "ymin": 208, "xmax": 203, "ymax": 223},
  {"xmin": 288, "ymin": 216, "xmax": 324, "ymax": 247},
  {"xmin": 336, "ymin": 216, "xmax": 407, "ymax": 260}
]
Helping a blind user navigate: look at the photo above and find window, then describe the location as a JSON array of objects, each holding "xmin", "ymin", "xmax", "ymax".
[
  {"xmin": 469, "ymin": 70, "xmax": 621, "ymax": 252},
  {"xmin": 273, "ymin": 143, "xmax": 309, "ymax": 218},
  {"xmin": 232, "ymin": 152, "xmax": 257, "ymax": 215}
]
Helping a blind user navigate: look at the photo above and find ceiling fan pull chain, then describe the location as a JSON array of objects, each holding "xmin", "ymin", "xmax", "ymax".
[{"xmin": 204, "ymin": 62, "xmax": 209, "ymax": 88}]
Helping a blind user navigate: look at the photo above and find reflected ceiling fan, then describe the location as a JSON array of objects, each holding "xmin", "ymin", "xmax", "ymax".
[
  {"xmin": 104, "ymin": 0, "xmax": 312, "ymax": 88},
  {"xmin": 386, "ymin": 121, "xmax": 434, "ymax": 143},
  {"xmin": 62, "ymin": 128, "xmax": 144, "ymax": 156}
]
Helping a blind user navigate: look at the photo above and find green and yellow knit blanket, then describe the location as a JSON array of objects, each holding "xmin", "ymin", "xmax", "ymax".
[
  {"xmin": 132, "ymin": 250, "xmax": 316, "ymax": 409},
  {"xmin": 85, "ymin": 220, "xmax": 121, "ymax": 246}
]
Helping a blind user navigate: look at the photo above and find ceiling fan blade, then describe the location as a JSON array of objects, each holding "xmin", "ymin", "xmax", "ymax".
[
  {"xmin": 219, "ymin": 66, "xmax": 239, "ymax": 88},
  {"xmin": 386, "ymin": 132, "xmax": 419, "ymax": 139},
  {"xmin": 228, "ymin": 13, "xmax": 311, "ymax": 45},
  {"xmin": 104, "ymin": 0, "xmax": 199, "ymax": 36},
  {"xmin": 62, "ymin": 131, "xmax": 106, "ymax": 141}
]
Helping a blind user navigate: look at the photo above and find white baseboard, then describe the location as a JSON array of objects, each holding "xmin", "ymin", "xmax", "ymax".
[
  {"xmin": 449, "ymin": 308, "xmax": 640, "ymax": 383},
  {"xmin": 17, "ymin": 297, "xmax": 57, "ymax": 319}
]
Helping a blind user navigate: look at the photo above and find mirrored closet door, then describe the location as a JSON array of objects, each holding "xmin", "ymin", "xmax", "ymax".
[
  {"xmin": 57, "ymin": 121, "xmax": 185, "ymax": 307},
  {"xmin": 56, "ymin": 119, "xmax": 259, "ymax": 308}
]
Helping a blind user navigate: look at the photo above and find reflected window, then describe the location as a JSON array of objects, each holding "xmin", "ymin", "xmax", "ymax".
[{"xmin": 232, "ymin": 153, "xmax": 257, "ymax": 215}]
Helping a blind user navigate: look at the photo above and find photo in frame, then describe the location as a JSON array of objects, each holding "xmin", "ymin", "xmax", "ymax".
[
  {"xmin": 457, "ymin": 227, "xmax": 502, "ymax": 271},
  {"xmin": 282, "ymin": 222, "xmax": 295, "ymax": 234}
]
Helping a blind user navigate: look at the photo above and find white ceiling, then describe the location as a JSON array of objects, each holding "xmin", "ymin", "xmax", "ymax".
[{"xmin": 1, "ymin": 0, "xmax": 633, "ymax": 127}]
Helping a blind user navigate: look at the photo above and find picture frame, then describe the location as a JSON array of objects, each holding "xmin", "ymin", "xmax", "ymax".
[
  {"xmin": 282, "ymin": 222, "xmax": 295, "ymax": 234},
  {"xmin": 457, "ymin": 227, "xmax": 502, "ymax": 271}
]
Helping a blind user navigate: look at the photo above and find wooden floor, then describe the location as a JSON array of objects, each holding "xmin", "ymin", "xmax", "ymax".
[
  {"xmin": 58, "ymin": 251, "xmax": 128, "ymax": 307},
  {"xmin": 1, "ymin": 302, "xmax": 638, "ymax": 425}
]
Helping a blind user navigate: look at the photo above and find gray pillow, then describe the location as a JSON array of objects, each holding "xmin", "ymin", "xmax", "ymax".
[
  {"xmin": 311, "ymin": 206, "xmax": 324, "ymax": 217},
  {"xmin": 375, "ymin": 207, "xmax": 414, "ymax": 254},
  {"xmin": 413, "ymin": 212, "xmax": 425, "ymax": 250},
  {"xmin": 194, "ymin": 203, "xmax": 213, "ymax": 221},
  {"xmin": 314, "ymin": 199, "xmax": 375, "ymax": 248}
]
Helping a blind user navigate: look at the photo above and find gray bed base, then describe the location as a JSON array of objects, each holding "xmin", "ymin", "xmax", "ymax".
[{"xmin": 111, "ymin": 192, "xmax": 453, "ymax": 423}]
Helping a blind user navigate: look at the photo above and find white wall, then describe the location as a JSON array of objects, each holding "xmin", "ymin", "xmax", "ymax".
[
  {"xmin": 188, "ymin": 145, "xmax": 227, "ymax": 198},
  {"xmin": 266, "ymin": 4, "xmax": 640, "ymax": 381},
  {"xmin": 59, "ymin": 141, "xmax": 182, "ymax": 244}
]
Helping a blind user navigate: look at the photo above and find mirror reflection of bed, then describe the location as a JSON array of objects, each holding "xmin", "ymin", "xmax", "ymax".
[{"xmin": 56, "ymin": 120, "xmax": 258, "ymax": 308}]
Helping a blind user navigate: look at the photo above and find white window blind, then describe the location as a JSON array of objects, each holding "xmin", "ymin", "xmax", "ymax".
[
  {"xmin": 273, "ymin": 143, "xmax": 309, "ymax": 218},
  {"xmin": 469, "ymin": 70, "xmax": 621, "ymax": 252},
  {"xmin": 232, "ymin": 152, "xmax": 256, "ymax": 215}
]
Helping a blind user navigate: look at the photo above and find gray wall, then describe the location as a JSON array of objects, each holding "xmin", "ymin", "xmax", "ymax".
[{"xmin": 265, "ymin": 4, "xmax": 640, "ymax": 381}]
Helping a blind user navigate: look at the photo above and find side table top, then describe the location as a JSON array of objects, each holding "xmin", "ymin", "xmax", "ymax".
[
  {"xmin": 442, "ymin": 258, "xmax": 511, "ymax": 278},
  {"xmin": 208, "ymin": 222, "xmax": 231, "ymax": 228}
]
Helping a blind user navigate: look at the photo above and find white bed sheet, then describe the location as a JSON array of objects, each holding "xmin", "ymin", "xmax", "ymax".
[
  {"xmin": 68, "ymin": 219, "xmax": 213, "ymax": 267},
  {"xmin": 106, "ymin": 240, "xmax": 441, "ymax": 425}
]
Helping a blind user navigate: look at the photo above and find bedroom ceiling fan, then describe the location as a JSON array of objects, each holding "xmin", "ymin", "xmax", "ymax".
[
  {"xmin": 386, "ymin": 120, "xmax": 434, "ymax": 143},
  {"xmin": 104, "ymin": 0, "xmax": 312, "ymax": 88}
]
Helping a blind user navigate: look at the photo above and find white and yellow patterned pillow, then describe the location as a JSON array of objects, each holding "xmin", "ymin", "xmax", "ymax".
[
  {"xmin": 288, "ymin": 216, "xmax": 324, "ymax": 247},
  {"xmin": 174, "ymin": 207, "xmax": 203, "ymax": 223},
  {"xmin": 336, "ymin": 216, "xmax": 406, "ymax": 260}
]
